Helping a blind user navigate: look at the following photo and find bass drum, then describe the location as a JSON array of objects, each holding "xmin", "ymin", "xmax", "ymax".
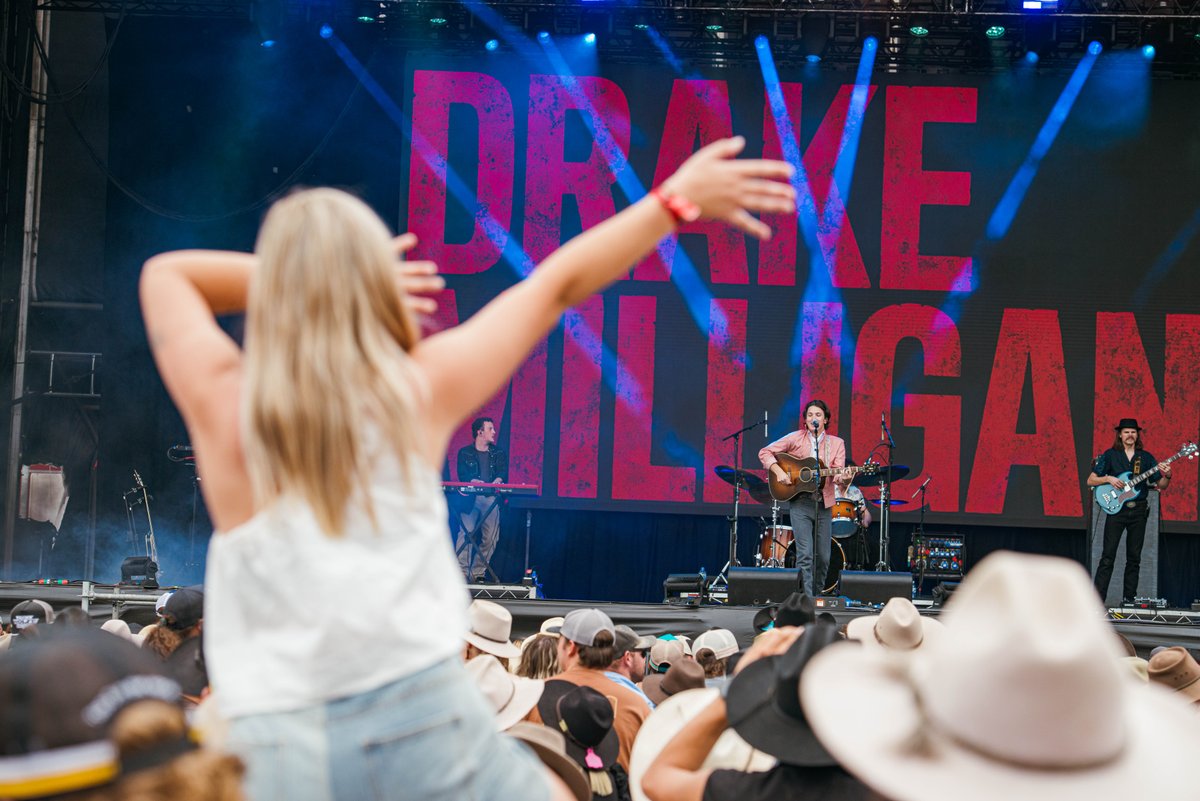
[{"xmin": 783, "ymin": 539, "xmax": 846, "ymax": 594}]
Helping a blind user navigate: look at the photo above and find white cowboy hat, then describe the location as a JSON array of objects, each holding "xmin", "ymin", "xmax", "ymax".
[
  {"xmin": 464, "ymin": 600, "xmax": 522, "ymax": 659},
  {"xmin": 844, "ymin": 597, "xmax": 944, "ymax": 652},
  {"xmin": 801, "ymin": 551, "xmax": 1200, "ymax": 801},
  {"xmin": 629, "ymin": 688, "xmax": 775, "ymax": 801},
  {"xmin": 465, "ymin": 654, "xmax": 544, "ymax": 732}
]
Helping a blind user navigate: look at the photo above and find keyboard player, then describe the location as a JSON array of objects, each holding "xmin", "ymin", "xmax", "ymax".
[{"xmin": 454, "ymin": 417, "xmax": 508, "ymax": 581}]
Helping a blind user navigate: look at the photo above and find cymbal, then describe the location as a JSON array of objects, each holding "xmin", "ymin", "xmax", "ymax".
[
  {"xmin": 852, "ymin": 464, "xmax": 910, "ymax": 487},
  {"xmin": 869, "ymin": 498, "xmax": 909, "ymax": 507},
  {"xmin": 713, "ymin": 465, "xmax": 773, "ymax": 504}
]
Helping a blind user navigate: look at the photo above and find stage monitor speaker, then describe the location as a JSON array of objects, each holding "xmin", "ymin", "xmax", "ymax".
[
  {"xmin": 838, "ymin": 571, "xmax": 912, "ymax": 605},
  {"xmin": 728, "ymin": 567, "xmax": 800, "ymax": 606}
]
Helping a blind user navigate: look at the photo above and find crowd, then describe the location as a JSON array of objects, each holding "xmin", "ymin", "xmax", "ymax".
[
  {"xmin": 2, "ymin": 141, "xmax": 1198, "ymax": 800},
  {"xmin": 2, "ymin": 551, "xmax": 1199, "ymax": 800}
]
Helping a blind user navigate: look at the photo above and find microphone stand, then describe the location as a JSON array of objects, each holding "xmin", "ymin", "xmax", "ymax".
[
  {"xmin": 712, "ymin": 420, "xmax": 761, "ymax": 592},
  {"xmin": 875, "ymin": 414, "xmax": 895, "ymax": 572}
]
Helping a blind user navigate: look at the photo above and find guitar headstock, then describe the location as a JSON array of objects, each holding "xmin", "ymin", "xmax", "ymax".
[
  {"xmin": 859, "ymin": 459, "xmax": 880, "ymax": 476},
  {"xmin": 1183, "ymin": 442, "xmax": 1198, "ymax": 460}
]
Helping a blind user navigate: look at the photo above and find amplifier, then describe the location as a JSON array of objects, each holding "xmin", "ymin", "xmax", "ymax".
[{"xmin": 909, "ymin": 534, "xmax": 964, "ymax": 576}]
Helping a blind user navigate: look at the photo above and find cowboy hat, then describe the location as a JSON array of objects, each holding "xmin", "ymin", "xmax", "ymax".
[
  {"xmin": 725, "ymin": 621, "xmax": 844, "ymax": 767},
  {"xmin": 628, "ymin": 688, "xmax": 775, "ymax": 801},
  {"xmin": 537, "ymin": 681, "xmax": 620, "ymax": 771},
  {"xmin": 845, "ymin": 597, "xmax": 944, "ymax": 652},
  {"xmin": 1147, "ymin": 646, "xmax": 1200, "ymax": 703},
  {"xmin": 507, "ymin": 722, "xmax": 592, "ymax": 801},
  {"xmin": 642, "ymin": 660, "xmax": 706, "ymax": 706},
  {"xmin": 465, "ymin": 654, "xmax": 544, "ymax": 731},
  {"xmin": 773, "ymin": 592, "xmax": 816, "ymax": 628},
  {"xmin": 464, "ymin": 600, "xmax": 522, "ymax": 659},
  {"xmin": 1113, "ymin": 418, "xmax": 1143, "ymax": 431},
  {"xmin": 801, "ymin": 551, "xmax": 1200, "ymax": 801}
]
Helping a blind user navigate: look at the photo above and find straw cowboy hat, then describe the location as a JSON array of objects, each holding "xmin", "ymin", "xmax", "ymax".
[
  {"xmin": 801, "ymin": 551, "xmax": 1200, "ymax": 801},
  {"xmin": 845, "ymin": 597, "xmax": 944, "ymax": 652},
  {"xmin": 464, "ymin": 600, "xmax": 522, "ymax": 659},
  {"xmin": 628, "ymin": 688, "xmax": 775, "ymax": 801},
  {"xmin": 465, "ymin": 654, "xmax": 544, "ymax": 731}
]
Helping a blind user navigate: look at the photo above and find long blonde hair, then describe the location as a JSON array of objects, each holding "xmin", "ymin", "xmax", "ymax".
[{"xmin": 243, "ymin": 188, "xmax": 424, "ymax": 535}]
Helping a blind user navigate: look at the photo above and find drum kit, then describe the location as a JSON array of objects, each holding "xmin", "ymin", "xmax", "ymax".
[{"xmin": 713, "ymin": 462, "xmax": 912, "ymax": 593}]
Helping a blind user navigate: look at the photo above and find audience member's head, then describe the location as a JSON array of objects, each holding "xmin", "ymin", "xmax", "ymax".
[
  {"xmin": 751, "ymin": 605, "xmax": 777, "ymax": 634},
  {"xmin": 845, "ymin": 596, "xmax": 944, "ymax": 653},
  {"xmin": 802, "ymin": 552, "xmax": 1200, "ymax": 800},
  {"xmin": 725, "ymin": 620, "xmax": 843, "ymax": 767},
  {"xmin": 538, "ymin": 681, "xmax": 621, "ymax": 798},
  {"xmin": 647, "ymin": 637, "xmax": 687, "ymax": 676},
  {"xmin": 165, "ymin": 635, "xmax": 209, "ymax": 703},
  {"xmin": 463, "ymin": 600, "xmax": 521, "ymax": 662},
  {"xmin": 506, "ymin": 722, "xmax": 591, "ymax": 801},
  {"xmin": 100, "ymin": 619, "xmax": 134, "ymax": 642},
  {"xmin": 0, "ymin": 627, "xmax": 244, "ymax": 799},
  {"xmin": 516, "ymin": 633, "xmax": 560, "ymax": 679},
  {"xmin": 692, "ymin": 629, "xmax": 739, "ymax": 678},
  {"xmin": 609, "ymin": 625, "xmax": 655, "ymax": 683},
  {"xmin": 772, "ymin": 592, "xmax": 816, "ymax": 628},
  {"xmin": 1148, "ymin": 646, "xmax": 1200, "ymax": 704},
  {"xmin": 144, "ymin": 587, "xmax": 204, "ymax": 660},
  {"xmin": 55, "ymin": 607, "xmax": 93, "ymax": 628},
  {"xmin": 552, "ymin": 609, "xmax": 616, "ymax": 672},
  {"xmin": 466, "ymin": 653, "xmax": 544, "ymax": 730},
  {"xmin": 540, "ymin": 616, "xmax": 565, "ymax": 637},
  {"xmin": 11, "ymin": 599, "xmax": 55, "ymax": 633},
  {"xmin": 642, "ymin": 660, "xmax": 706, "ymax": 706}
]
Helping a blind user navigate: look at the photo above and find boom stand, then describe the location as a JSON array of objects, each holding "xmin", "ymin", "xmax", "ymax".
[
  {"xmin": 875, "ymin": 429, "xmax": 895, "ymax": 572},
  {"xmin": 711, "ymin": 421, "xmax": 760, "ymax": 591}
]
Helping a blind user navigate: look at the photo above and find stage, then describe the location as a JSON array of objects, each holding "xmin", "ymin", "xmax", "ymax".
[{"xmin": 2, "ymin": 580, "xmax": 1196, "ymax": 658}]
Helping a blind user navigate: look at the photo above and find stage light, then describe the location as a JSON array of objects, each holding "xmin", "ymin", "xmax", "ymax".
[
  {"xmin": 356, "ymin": 16, "xmax": 375, "ymax": 23},
  {"xmin": 1141, "ymin": 44, "xmax": 1156, "ymax": 58},
  {"xmin": 986, "ymin": 25, "xmax": 1006, "ymax": 38},
  {"xmin": 705, "ymin": 13, "xmax": 723, "ymax": 32},
  {"xmin": 260, "ymin": 39, "xmax": 276, "ymax": 48},
  {"xmin": 485, "ymin": 39, "xmax": 499, "ymax": 51},
  {"xmin": 634, "ymin": 23, "xmax": 649, "ymax": 30},
  {"xmin": 806, "ymin": 54, "xmax": 821, "ymax": 63},
  {"xmin": 1025, "ymin": 50, "xmax": 1040, "ymax": 63},
  {"xmin": 538, "ymin": 31, "xmax": 551, "ymax": 42},
  {"xmin": 909, "ymin": 26, "xmax": 928, "ymax": 37},
  {"xmin": 802, "ymin": 14, "xmax": 831, "ymax": 61},
  {"xmin": 319, "ymin": 24, "xmax": 333, "ymax": 39},
  {"xmin": 429, "ymin": 16, "xmax": 447, "ymax": 27},
  {"xmin": 1088, "ymin": 40, "xmax": 1102, "ymax": 55},
  {"xmin": 1022, "ymin": 0, "xmax": 1057, "ymax": 9},
  {"xmin": 584, "ymin": 32, "xmax": 596, "ymax": 44}
]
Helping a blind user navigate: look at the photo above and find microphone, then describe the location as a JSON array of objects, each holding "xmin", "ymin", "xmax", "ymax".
[
  {"xmin": 911, "ymin": 475, "xmax": 933, "ymax": 500},
  {"xmin": 811, "ymin": 418, "xmax": 820, "ymax": 432},
  {"xmin": 880, "ymin": 412, "xmax": 895, "ymax": 448},
  {"xmin": 763, "ymin": 410, "xmax": 769, "ymax": 439}
]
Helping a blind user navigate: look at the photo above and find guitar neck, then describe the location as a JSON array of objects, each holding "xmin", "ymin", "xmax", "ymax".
[{"xmin": 1127, "ymin": 450, "xmax": 1185, "ymax": 487}]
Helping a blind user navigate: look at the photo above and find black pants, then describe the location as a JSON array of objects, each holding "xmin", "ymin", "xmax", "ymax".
[{"xmin": 1093, "ymin": 501, "xmax": 1149, "ymax": 601}]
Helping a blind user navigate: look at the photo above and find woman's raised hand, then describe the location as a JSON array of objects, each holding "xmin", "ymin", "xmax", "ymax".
[
  {"xmin": 658, "ymin": 136, "xmax": 796, "ymax": 240},
  {"xmin": 392, "ymin": 233, "xmax": 445, "ymax": 316}
]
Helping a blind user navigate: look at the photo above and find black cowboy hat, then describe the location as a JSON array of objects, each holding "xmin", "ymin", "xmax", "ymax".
[
  {"xmin": 725, "ymin": 621, "xmax": 847, "ymax": 767},
  {"xmin": 1114, "ymin": 418, "xmax": 1143, "ymax": 432},
  {"xmin": 773, "ymin": 592, "xmax": 817, "ymax": 628},
  {"xmin": 536, "ymin": 681, "xmax": 619, "ymax": 770}
]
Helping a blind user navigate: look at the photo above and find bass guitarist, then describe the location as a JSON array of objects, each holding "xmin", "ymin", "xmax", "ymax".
[
  {"xmin": 1086, "ymin": 417, "xmax": 1171, "ymax": 605},
  {"xmin": 758, "ymin": 399, "xmax": 846, "ymax": 597}
]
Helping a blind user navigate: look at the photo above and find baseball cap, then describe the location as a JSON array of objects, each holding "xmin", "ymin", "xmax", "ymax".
[
  {"xmin": 550, "ymin": 609, "xmax": 614, "ymax": 647},
  {"xmin": 612, "ymin": 625, "xmax": 655, "ymax": 658},
  {"xmin": 0, "ymin": 628, "xmax": 189, "ymax": 797},
  {"xmin": 693, "ymin": 629, "xmax": 739, "ymax": 660},
  {"xmin": 648, "ymin": 636, "xmax": 688, "ymax": 674},
  {"xmin": 10, "ymin": 599, "xmax": 55, "ymax": 632},
  {"xmin": 160, "ymin": 587, "xmax": 203, "ymax": 632}
]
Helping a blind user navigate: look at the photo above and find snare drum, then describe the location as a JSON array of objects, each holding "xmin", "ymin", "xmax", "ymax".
[
  {"xmin": 758, "ymin": 525, "xmax": 794, "ymax": 565},
  {"xmin": 831, "ymin": 498, "xmax": 861, "ymax": 539}
]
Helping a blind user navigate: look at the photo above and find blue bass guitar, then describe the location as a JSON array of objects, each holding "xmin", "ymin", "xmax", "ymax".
[{"xmin": 1092, "ymin": 442, "xmax": 1197, "ymax": 514}]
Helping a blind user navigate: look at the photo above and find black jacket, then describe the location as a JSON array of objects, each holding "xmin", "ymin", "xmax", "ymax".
[{"xmin": 457, "ymin": 445, "xmax": 508, "ymax": 484}]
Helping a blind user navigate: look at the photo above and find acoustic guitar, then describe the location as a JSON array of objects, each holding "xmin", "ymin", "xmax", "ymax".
[{"xmin": 768, "ymin": 453, "xmax": 878, "ymax": 503}]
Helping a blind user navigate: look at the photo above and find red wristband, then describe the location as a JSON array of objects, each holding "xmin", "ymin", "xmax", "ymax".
[{"xmin": 650, "ymin": 186, "xmax": 701, "ymax": 226}]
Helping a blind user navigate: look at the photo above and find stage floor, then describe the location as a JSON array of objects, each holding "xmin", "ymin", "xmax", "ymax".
[{"xmin": 0, "ymin": 581, "xmax": 1195, "ymax": 657}]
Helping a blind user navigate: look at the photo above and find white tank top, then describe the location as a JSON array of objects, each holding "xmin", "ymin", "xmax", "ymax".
[{"xmin": 204, "ymin": 455, "xmax": 468, "ymax": 718}]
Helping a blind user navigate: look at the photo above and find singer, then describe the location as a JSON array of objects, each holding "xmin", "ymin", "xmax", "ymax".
[
  {"xmin": 757, "ymin": 399, "xmax": 846, "ymax": 597},
  {"xmin": 454, "ymin": 417, "xmax": 508, "ymax": 581}
]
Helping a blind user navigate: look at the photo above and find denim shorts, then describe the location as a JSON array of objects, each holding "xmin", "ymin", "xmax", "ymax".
[{"xmin": 225, "ymin": 658, "xmax": 552, "ymax": 801}]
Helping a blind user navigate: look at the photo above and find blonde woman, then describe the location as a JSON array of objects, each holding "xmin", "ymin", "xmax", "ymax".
[{"xmin": 139, "ymin": 137, "xmax": 793, "ymax": 801}]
